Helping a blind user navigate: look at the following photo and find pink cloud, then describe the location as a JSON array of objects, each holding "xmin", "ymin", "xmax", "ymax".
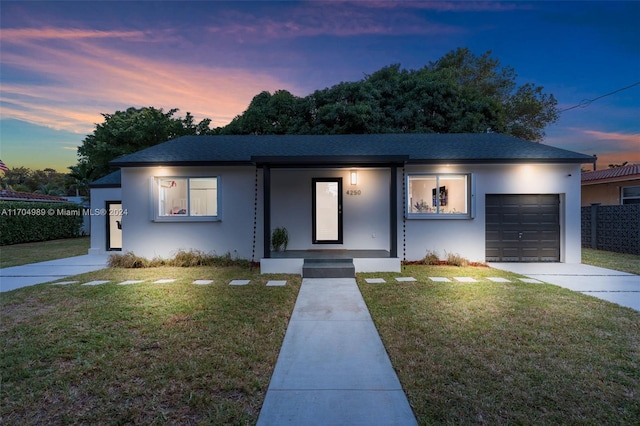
[
  {"xmin": 1, "ymin": 30, "xmax": 302, "ymax": 134},
  {"xmin": 0, "ymin": 27, "xmax": 146, "ymax": 40},
  {"xmin": 582, "ymin": 130, "xmax": 640, "ymax": 145},
  {"xmin": 208, "ymin": 3, "xmax": 462, "ymax": 40}
]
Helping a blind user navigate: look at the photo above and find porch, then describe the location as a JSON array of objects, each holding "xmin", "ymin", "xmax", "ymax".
[{"xmin": 260, "ymin": 249, "xmax": 401, "ymax": 275}]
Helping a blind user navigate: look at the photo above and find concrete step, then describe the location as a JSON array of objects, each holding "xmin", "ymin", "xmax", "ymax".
[{"xmin": 303, "ymin": 259, "xmax": 355, "ymax": 278}]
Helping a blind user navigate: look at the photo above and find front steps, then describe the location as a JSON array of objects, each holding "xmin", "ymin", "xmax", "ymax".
[{"xmin": 302, "ymin": 258, "xmax": 355, "ymax": 278}]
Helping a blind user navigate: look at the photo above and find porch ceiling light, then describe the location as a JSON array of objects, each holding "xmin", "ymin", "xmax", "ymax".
[{"xmin": 350, "ymin": 170, "xmax": 358, "ymax": 186}]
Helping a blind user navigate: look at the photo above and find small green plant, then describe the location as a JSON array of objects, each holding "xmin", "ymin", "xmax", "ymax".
[
  {"xmin": 445, "ymin": 251, "xmax": 469, "ymax": 267},
  {"xmin": 271, "ymin": 227, "xmax": 289, "ymax": 252},
  {"xmin": 422, "ymin": 250, "xmax": 441, "ymax": 265}
]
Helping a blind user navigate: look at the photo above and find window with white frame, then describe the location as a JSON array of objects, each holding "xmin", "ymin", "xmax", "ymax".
[
  {"xmin": 407, "ymin": 174, "xmax": 470, "ymax": 217},
  {"xmin": 156, "ymin": 177, "xmax": 218, "ymax": 219},
  {"xmin": 621, "ymin": 186, "xmax": 640, "ymax": 204}
]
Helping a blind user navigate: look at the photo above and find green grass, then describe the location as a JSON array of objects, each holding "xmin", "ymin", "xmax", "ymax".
[
  {"xmin": 582, "ymin": 248, "xmax": 640, "ymax": 275},
  {"xmin": 0, "ymin": 237, "xmax": 90, "ymax": 268},
  {"xmin": 1, "ymin": 266, "xmax": 301, "ymax": 425},
  {"xmin": 3, "ymin": 243, "xmax": 639, "ymax": 424},
  {"xmin": 358, "ymin": 265, "xmax": 640, "ymax": 425}
]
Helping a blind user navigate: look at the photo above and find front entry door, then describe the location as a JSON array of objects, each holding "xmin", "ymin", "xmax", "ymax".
[
  {"xmin": 312, "ymin": 178, "xmax": 343, "ymax": 244},
  {"xmin": 106, "ymin": 201, "xmax": 122, "ymax": 251}
]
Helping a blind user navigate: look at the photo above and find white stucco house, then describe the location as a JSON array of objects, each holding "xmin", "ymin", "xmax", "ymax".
[{"xmin": 89, "ymin": 133, "xmax": 595, "ymax": 275}]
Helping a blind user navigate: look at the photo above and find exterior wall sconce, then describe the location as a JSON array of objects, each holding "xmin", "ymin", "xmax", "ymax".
[{"xmin": 350, "ymin": 170, "xmax": 358, "ymax": 185}]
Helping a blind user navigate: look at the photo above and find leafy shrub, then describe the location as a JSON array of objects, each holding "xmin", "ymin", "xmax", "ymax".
[
  {"xmin": 0, "ymin": 201, "xmax": 84, "ymax": 245},
  {"xmin": 445, "ymin": 251, "xmax": 470, "ymax": 267},
  {"xmin": 422, "ymin": 250, "xmax": 441, "ymax": 265}
]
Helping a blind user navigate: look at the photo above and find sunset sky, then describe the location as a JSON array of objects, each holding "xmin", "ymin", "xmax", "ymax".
[{"xmin": 1, "ymin": 0, "xmax": 638, "ymax": 172}]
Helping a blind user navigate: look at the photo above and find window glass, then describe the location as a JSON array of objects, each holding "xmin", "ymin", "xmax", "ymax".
[
  {"xmin": 157, "ymin": 177, "xmax": 218, "ymax": 218},
  {"xmin": 159, "ymin": 178, "xmax": 188, "ymax": 216},
  {"xmin": 190, "ymin": 178, "xmax": 217, "ymax": 216},
  {"xmin": 408, "ymin": 176, "xmax": 437, "ymax": 213},
  {"xmin": 438, "ymin": 175, "xmax": 468, "ymax": 214},
  {"xmin": 622, "ymin": 186, "xmax": 640, "ymax": 205},
  {"xmin": 407, "ymin": 174, "xmax": 469, "ymax": 216}
]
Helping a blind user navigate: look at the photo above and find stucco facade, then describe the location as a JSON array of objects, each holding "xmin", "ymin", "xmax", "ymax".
[
  {"xmin": 581, "ymin": 163, "xmax": 640, "ymax": 206},
  {"xmin": 88, "ymin": 186, "xmax": 122, "ymax": 255},
  {"xmin": 91, "ymin": 162, "xmax": 583, "ymax": 265}
]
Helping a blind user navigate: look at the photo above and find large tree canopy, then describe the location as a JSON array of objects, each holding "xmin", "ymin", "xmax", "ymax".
[
  {"xmin": 222, "ymin": 48, "xmax": 559, "ymax": 141},
  {"xmin": 74, "ymin": 107, "xmax": 215, "ymax": 181}
]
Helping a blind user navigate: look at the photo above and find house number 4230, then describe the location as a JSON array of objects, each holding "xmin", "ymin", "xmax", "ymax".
[{"xmin": 346, "ymin": 190, "xmax": 362, "ymax": 196}]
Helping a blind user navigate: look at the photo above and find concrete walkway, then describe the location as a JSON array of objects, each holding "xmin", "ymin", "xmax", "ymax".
[
  {"xmin": 489, "ymin": 263, "xmax": 640, "ymax": 311},
  {"xmin": 257, "ymin": 278, "xmax": 417, "ymax": 426},
  {"xmin": 0, "ymin": 254, "xmax": 109, "ymax": 292}
]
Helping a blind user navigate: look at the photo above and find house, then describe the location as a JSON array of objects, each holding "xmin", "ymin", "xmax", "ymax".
[
  {"xmin": 0, "ymin": 189, "xmax": 68, "ymax": 203},
  {"xmin": 1, "ymin": 189, "xmax": 91, "ymax": 235},
  {"xmin": 581, "ymin": 163, "xmax": 640, "ymax": 206},
  {"xmin": 89, "ymin": 133, "xmax": 595, "ymax": 274}
]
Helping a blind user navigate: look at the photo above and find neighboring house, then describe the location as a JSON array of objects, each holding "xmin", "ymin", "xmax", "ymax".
[
  {"xmin": 581, "ymin": 163, "xmax": 640, "ymax": 206},
  {"xmin": 89, "ymin": 133, "xmax": 595, "ymax": 274},
  {"xmin": 0, "ymin": 189, "xmax": 91, "ymax": 236},
  {"xmin": 0, "ymin": 189, "xmax": 68, "ymax": 203}
]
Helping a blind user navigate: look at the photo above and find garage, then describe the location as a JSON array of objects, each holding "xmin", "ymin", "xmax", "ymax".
[{"xmin": 486, "ymin": 194, "xmax": 560, "ymax": 262}]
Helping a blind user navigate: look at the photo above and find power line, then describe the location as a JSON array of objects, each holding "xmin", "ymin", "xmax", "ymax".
[{"xmin": 560, "ymin": 81, "xmax": 640, "ymax": 112}]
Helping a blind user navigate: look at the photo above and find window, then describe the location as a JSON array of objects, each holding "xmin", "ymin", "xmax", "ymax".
[
  {"xmin": 156, "ymin": 177, "xmax": 218, "ymax": 220},
  {"xmin": 622, "ymin": 186, "xmax": 640, "ymax": 205},
  {"xmin": 407, "ymin": 174, "xmax": 470, "ymax": 217}
]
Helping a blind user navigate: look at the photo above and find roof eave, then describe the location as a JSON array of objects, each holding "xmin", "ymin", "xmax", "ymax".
[
  {"xmin": 110, "ymin": 160, "xmax": 255, "ymax": 168},
  {"xmin": 251, "ymin": 155, "xmax": 409, "ymax": 166},
  {"xmin": 406, "ymin": 157, "xmax": 596, "ymax": 165},
  {"xmin": 581, "ymin": 175, "xmax": 640, "ymax": 185}
]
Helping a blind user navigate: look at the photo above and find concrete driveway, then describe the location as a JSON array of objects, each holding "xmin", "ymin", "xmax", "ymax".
[
  {"xmin": 0, "ymin": 254, "xmax": 109, "ymax": 292},
  {"xmin": 489, "ymin": 263, "xmax": 640, "ymax": 311}
]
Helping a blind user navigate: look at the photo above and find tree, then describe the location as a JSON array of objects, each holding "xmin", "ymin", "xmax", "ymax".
[
  {"xmin": 0, "ymin": 166, "xmax": 74, "ymax": 195},
  {"xmin": 1, "ymin": 166, "xmax": 31, "ymax": 188},
  {"xmin": 222, "ymin": 90, "xmax": 305, "ymax": 135},
  {"xmin": 75, "ymin": 106, "xmax": 216, "ymax": 181},
  {"xmin": 223, "ymin": 48, "xmax": 559, "ymax": 141}
]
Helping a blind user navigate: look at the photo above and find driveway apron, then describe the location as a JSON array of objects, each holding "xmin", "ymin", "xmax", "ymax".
[
  {"xmin": 489, "ymin": 263, "xmax": 640, "ymax": 311},
  {"xmin": 0, "ymin": 254, "xmax": 109, "ymax": 292},
  {"xmin": 257, "ymin": 277, "xmax": 417, "ymax": 426}
]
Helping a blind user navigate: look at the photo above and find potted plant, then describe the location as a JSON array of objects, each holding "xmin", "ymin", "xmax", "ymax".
[{"xmin": 271, "ymin": 227, "xmax": 289, "ymax": 252}]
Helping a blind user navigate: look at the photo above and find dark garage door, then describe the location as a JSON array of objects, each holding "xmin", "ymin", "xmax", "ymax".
[{"xmin": 486, "ymin": 194, "xmax": 560, "ymax": 262}]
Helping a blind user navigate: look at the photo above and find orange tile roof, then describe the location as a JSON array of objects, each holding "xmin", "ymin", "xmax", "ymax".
[
  {"xmin": 582, "ymin": 163, "xmax": 640, "ymax": 183},
  {"xmin": 0, "ymin": 189, "xmax": 68, "ymax": 202}
]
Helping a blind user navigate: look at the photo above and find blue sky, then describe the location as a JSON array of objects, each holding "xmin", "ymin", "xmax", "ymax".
[{"xmin": 1, "ymin": 0, "xmax": 638, "ymax": 171}]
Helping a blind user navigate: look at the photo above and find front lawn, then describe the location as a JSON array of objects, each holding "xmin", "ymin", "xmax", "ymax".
[
  {"xmin": 1, "ymin": 266, "xmax": 301, "ymax": 425},
  {"xmin": 358, "ymin": 265, "xmax": 640, "ymax": 425},
  {"xmin": 0, "ymin": 237, "xmax": 90, "ymax": 268},
  {"xmin": 582, "ymin": 248, "xmax": 640, "ymax": 275},
  {"xmin": 3, "ymin": 262, "xmax": 639, "ymax": 425}
]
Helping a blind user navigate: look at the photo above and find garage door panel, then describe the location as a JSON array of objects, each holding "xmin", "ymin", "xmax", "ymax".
[{"xmin": 485, "ymin": 194, "xmax": 560, "ymax": 262}]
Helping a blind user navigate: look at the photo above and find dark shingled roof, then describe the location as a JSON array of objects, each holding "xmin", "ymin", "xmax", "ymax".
[
  {"xmin": 110, "ymin": 133, "xmax": 596, "ymax": 167},
  {"xmin": 581, "ymin": 163, "xmax": 640, "ymax": 183},
  {"xmin": 89, "ymin": 170, "xmax": 122, "ymax": 188}
]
